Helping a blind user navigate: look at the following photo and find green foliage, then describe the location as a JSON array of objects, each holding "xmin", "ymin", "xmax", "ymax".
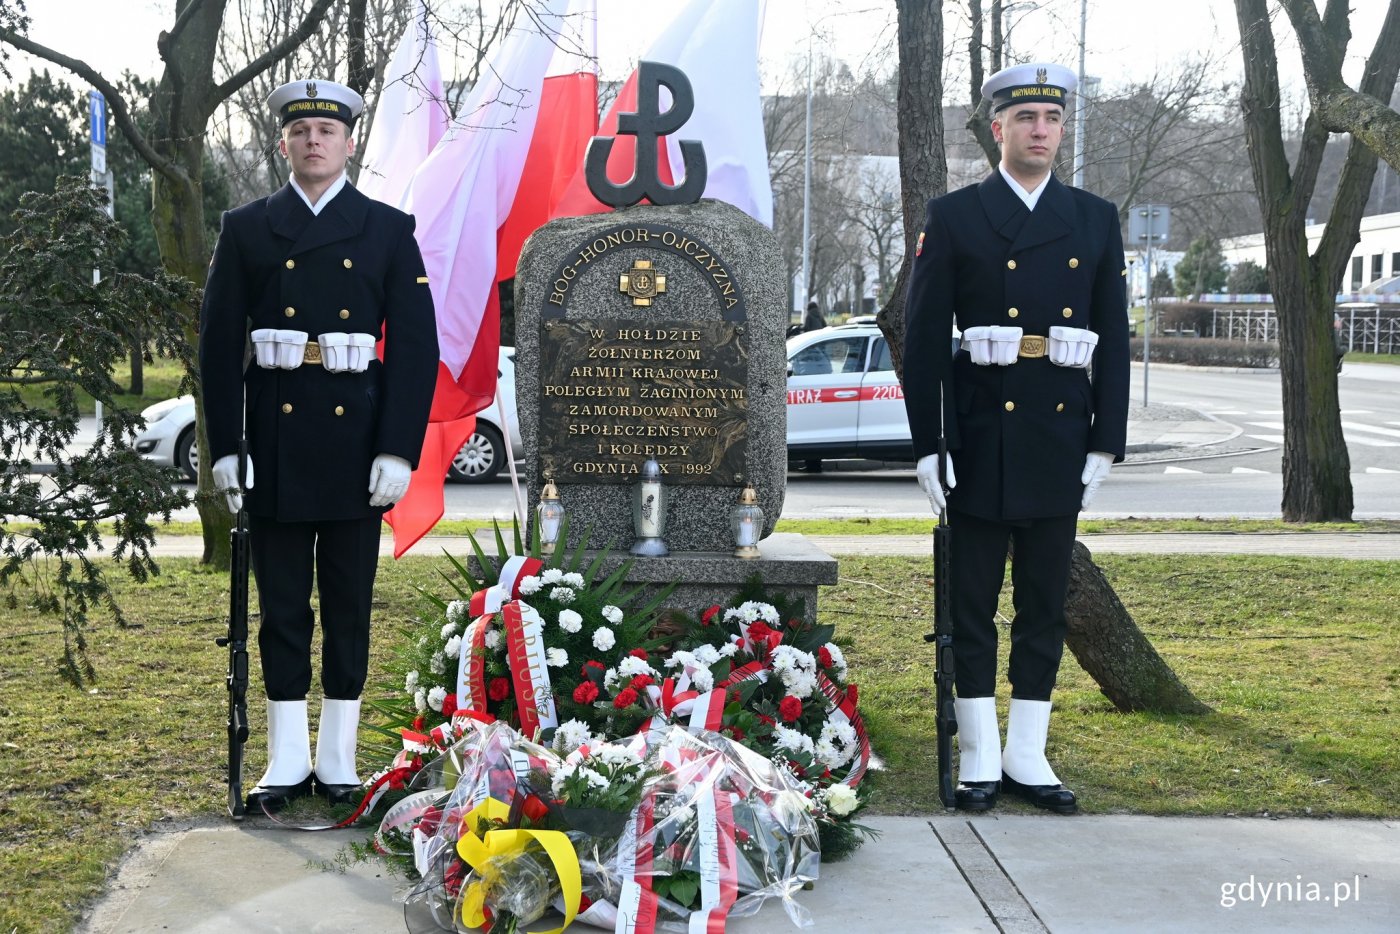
[
  {"xmin": 1226, "ymin": 258, "xmax": 1270, "ymax": 294},
  {"xmin": 1150, "ymin": 265, "xmax": 1173, "ymax": 298},
  {"xmin": 0, "ymin": 177, "xmax": 198, "ymax": 684},
  {"xmin": 1174, "ymin": 236, "xmax": 1228, "ymax": 297}
]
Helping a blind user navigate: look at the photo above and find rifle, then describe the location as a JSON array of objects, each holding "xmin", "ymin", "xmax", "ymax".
[
  {"xmin": 216, "ymin": 434, "xmax": 251, "ymax": 819},
  {"xmin": 924, "ymin": 386, "xmax": 956, "ymax": 810}
]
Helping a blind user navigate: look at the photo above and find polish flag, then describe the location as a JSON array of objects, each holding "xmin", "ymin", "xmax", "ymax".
[
  {"xmin": 384, "ymin": 0, "xmax": 598, "ymax": 557},
  {"xmin": 552, "ymin": 0, "xmax": 772, "ymax": 227}
]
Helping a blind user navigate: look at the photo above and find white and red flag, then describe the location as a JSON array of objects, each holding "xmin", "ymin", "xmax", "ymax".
[
  {"xmin": 383, "ymin": 0, "xmax": 598, "ymax": 556},
  {"xmin": 553, "ymin": 0, "xmax": 771, "ymax": 226}
]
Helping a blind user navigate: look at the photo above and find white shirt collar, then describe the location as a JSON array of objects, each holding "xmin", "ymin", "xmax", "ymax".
[
  {"xmin": 998, "ymin": 164, "xmax": 1052, "ymax": 211},
  {"xmin": 289, "ymin": 171, "xmax": 349, "ymax": 216}
]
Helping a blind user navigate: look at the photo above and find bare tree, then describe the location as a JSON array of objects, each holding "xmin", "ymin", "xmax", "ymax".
[{"xmin": 1234, "ymin": 0, "xmax": 1400, "ymax": 520}]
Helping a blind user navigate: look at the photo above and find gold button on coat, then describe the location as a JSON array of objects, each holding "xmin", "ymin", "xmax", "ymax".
[
  {"xmin": 1057, "ymin": 403, "xmax": 1065, "ymax": 412},
  {"xmin": 1004, "ymin": 401, "xmax": 1015, "ymax": 412},
  {"xmin": 1068, "ymin": 258, "xmax": 1079, "ymax": 268},
  {"xmin": 281, "ymin": 403, "xmax": 293, "ymax": 414},
  {"xmin": 1007, "ymin": 259, "xmax": 1017, "ymax": 270},
  {"xmin": 1062, "ymin": 307, "xmax": 1073, "ymax": 318},
  {"xmin": 284, "ymin": 306, "xmax": 296, "ymax": 317},
  {"xmin": 334, "ymin": 405, "xmax": 345, "ymax": 416},
  {"xmin": 343, "ymin": 258, "xmax": 353, "ymax": 269},
  {"xmin": 285, "ymin": 259, "xmax": 295, "ymax": 270},
  {"xmin": 1008, "ymin": 307, "xmax": 1019, "ymax": 318},
  {"xmin": 339, "ymin": 309, "xmax": 350, "ymax": 319}
]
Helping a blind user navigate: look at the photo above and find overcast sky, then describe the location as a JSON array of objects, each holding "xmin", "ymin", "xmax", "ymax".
[{"xmin": 8, "ymin": 1, "xmax": 1391, "ymax": 104}]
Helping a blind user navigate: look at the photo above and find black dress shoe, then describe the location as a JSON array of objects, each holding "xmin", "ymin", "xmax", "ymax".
[
  {"xmin": 1001, "ymin": 773, "xmax": 1077, "ymax": 814},
  {"xmin": 314, "ymin": 776, "xmax": 363, "ymax": 806},
  {"xmin": 954, "ymin": 780, "xmax": 1000, "ymax": 811},
  {"xmin": 246, "ymin": 775, "xmax": 313, "ymax": 812}
]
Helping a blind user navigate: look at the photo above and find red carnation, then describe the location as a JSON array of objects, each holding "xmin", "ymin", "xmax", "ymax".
[
  {"xmin": 573, "ymin": 681, "xmax": 600, "ymax": 704},
  {"xmin": 757, "ymin": 713, "xmax": 776, "ymax": 726},
  {"xmin": 747, "ymin": 621, "xmax": 773, "ymax": 640},
  {"xmin": 613, "ymin": 688, "xmax": 639, "ymax": 709},
  {"xmin": 817, "ymin": 647, "xmax": 833, "ymax": 669},
  {"xmin": 581, "ymin": 660, "xmax": 606, "ymax": 677},
  {"xmin": 845, "ymin": 683, "xmax": 859, "ymax": 706},
  {"xmin": 629, "ymin": 648, "xmax": 649, "ymax": 660},
  {"xmin": 788, "ymin": 618, "xmax": 801, "ymax": 629},
  {"xmin": 701, "ymin": 605, "xmax": 722, "ymax": 626},
  {"xmin": 630, "ymin": 674, "xmax": 654, "ymax": 690},
  {"xmin": 728, "ymin": 726, "xmax": 746, "ymax": 741},
  {"xmin": 779, "ymin": 696, "xmax": 803, "ymax": 722},
  {"xmin": 441, "ymin": 693, "xmax": 460, "ymax": 718},
  {"xmin": 488, "ymin": 678, "xmax": 511, "ymax": 702},
  {"xmin": 412, "ymin": 715, "xmax": 425, "ymax": 731}
]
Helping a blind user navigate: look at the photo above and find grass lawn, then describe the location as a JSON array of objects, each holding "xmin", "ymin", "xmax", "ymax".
[
  {"xmin": 1, "ymin": 552, "xmax": 1397, "ymax": 932},
  {"xmin": 1344, "ymin": 351, "xmax": 1400, "ymax": 366},
  {"xmin": 11, "ymin": 357, "xmax": 189, "ymax": 418}
]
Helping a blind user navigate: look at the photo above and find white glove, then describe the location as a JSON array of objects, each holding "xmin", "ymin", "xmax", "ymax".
[
  {"xmin": 212, "ymin": 454, "xmax": 254, "ymax": 514},
  {"xmin": 916, "ymin": 453, "xmax": 957, "ymax": 512},
  {"xmin": 1081, "ymin": 451, "xmax": 1114, "ymax": 509},
  {"xmin": 368, "ymin": 454, "xmax": 412, "ymax": 508}
]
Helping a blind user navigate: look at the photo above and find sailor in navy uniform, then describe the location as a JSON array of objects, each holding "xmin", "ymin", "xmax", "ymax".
[
  {"xmin": 902, "ymin": 63, "xmax": 1129, "ymax": 814},
  {"xmin": 199, "ymin": 78, "xmax": 438, "ymax": 809}
]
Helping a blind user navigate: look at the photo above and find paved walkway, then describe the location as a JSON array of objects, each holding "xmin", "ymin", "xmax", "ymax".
[{"xmin": 80, "ymin": 814, "xmax": 1399, "ymax": 933}]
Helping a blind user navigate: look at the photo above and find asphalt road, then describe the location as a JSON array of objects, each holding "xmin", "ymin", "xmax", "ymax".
[{"xmin": 427, "ymin": 362, "xmax": 1400, "ymax": 520}]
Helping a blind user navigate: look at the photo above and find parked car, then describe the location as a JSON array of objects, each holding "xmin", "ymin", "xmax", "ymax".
[{"xmin": 134, "ymin": 348, "xmax": 521, "ymax": 484}]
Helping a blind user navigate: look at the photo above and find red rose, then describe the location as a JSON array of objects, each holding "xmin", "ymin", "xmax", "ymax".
[
  {"xmin": 779, "ymin": 696, "xmax": 803, "ymax": 722},
  {"xmin": 701, "ymin": 605, "xmax": 722, "ymax": 626},
  {"xmin": 845, "ymin": 683, "xmax": 859, "ymax": 706},
  {"xmin": 522, "ymin": 794, "xmax": 550, "ymax": 822},
  {"xmin": 573, "ymin": 681, "xmax": 600, "ymax": 704},
  {"xmin": 630, "ymin": 674, "xmax": 654, "ymax": 690},
  {"xmin": 613, "ymin": 688, "xmax": 639, "ymax": 709},
  {"xmin": 817, "ymin": 647, "xmax": 833, "ymax": 669},
  {"xmin": 488, "ymin": 678, "xmax": 511, "ymax": 702},
  {"xmin": 440, "ymin": 693, "xmax": 459, "ymax": 718},
  {"xmin": 629, "ymin": 648, "xmax": 649, "ymax": 660}
]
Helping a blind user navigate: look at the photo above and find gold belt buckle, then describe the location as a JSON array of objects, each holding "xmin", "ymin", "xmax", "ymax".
[
  {"xmin": 1018, "ymin": 335, "xmax": 1047, "ymax": 359},
  {"xmin": 302, "ymin": 341, "xmax": 323, "ymax": 366}
]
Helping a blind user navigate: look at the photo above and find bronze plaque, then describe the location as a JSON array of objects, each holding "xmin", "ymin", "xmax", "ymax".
[{"xmin": 537, "ymin": 319, "xmax": 748, "ymax": 484}]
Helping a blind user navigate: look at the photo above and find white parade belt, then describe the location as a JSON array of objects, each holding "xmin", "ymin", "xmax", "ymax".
[
  {"xmin": 251, "ymin": 329, "xmax": 375, "ymax": 372},
  {"xmin": 962, "ymin": 325, "xmax": 1098, "ymax": 368}
]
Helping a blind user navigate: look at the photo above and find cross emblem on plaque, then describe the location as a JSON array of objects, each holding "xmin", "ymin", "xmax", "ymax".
[{"xmin": 619, "ymin": 259, "xmax": 667, "ymax": 306}]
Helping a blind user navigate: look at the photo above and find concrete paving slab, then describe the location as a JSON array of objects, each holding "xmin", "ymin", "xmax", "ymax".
[
  {"xmin": 82, "ymin": 816, "xmax": 998, "ymax": 934},
  {"xmin": 972, "ymin": 815, "xmax": 1400, "ymax": 934}
]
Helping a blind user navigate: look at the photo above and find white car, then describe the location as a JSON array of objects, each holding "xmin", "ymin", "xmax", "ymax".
[
  {"xmin": 786, "ymin": 321, "xmax": 959, "ymax": 465},
  {"xmin": 134, "ymin": 348, "xmax": 522, "ymax": 484}
]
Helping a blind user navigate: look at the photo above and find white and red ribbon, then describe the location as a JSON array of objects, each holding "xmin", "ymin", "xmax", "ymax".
[
  {"xmin": 502, "ymin": 600, "xmax": 559, "ymax": 738},
  {"xmin": 816, "ymin": 672, "xmax": 870, "ymax": 786}
]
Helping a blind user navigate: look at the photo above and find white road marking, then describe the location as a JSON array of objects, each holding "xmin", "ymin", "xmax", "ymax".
[
  {"xmin": 1247, "ymin": 434, "xmax": 1285, "ymax": 444},
  {"xmin": 1232, "ymin": 467, "xmax": 1270, "ymax": 474},
  {"xmin": 1367, "ymin": 467, "xmax": 1400, "ymax": 474},
  {"xmin": 1163, "ymin": 466, "xmax": 1203, "ymax": 474},
  {"xmin": 1343, "ymin": 421, "xmax": 1400, "ymax": 440}
]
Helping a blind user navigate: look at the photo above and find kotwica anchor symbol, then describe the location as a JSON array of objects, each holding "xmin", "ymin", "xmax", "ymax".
[{"xmin": 584, "ymin": 60, "xmax": 708, "ymax": 208}]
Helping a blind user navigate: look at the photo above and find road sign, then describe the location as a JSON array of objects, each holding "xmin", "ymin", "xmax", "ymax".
[
  {"xmin": 1128, "ymin": 204, "xmax": 1170, "ymax": 244},
  {"xmin": 89, "ymin": 90, "xmax": 107, "ymax": 176}
]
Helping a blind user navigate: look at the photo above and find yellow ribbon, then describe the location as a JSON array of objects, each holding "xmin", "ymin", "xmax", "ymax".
[{"xmin": 456, "ymin": 798, "xmax": 581, "ymax": 933}]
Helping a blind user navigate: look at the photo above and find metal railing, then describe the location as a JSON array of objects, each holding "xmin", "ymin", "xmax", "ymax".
[{"xmin": 1208, "ymin": 308, "xmax": 1400, "ymax": 354}]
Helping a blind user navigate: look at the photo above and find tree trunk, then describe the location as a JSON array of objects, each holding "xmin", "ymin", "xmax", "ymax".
[
  {"xmin": 128, "ymin": 334, "xmax": 144, "ymax": 395},
  {"xmin": 1063, "ymin": 543, "xmax": 1211, "ymax": 714}
]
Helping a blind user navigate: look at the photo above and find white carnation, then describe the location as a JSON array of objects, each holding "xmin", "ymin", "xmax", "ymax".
[
  {"xmin": 550, "ymin": 586, "xmax": 577, "ymax": 604},
  {"xmin": 441, "ymin": 620, "xmax": 460, "ymax": 640},
  {"xmin": 693, "ymin": 644, "xmax": 720, "ymax": 665},
  {"xmin": 822, "ymin": 642, "xmax": 848, "ymax": 675},
  {"xmin": 541, "ymin": 568, "xmax": 565, "ymax": 584},
  {"xmin": 443, "ymin": 635, "xmax": 463, "ymax": 659},
  {"xmin": 772, "ymin": 724, "xmax": 814, "ymax": 755},
  {"xmin": 518, "ymin": 575, "xmax": 542, "ymax": 596},
  {"xmin": 413, "ymin": 688, "xmax": 427, "ymax": 712},
  {"xmin": 690, "ymin": 668, "xmax": 715, "ymax": 693},
  {"xmin": 404, "ymin": 670, "xmax": 420, "ymax": 694},
  {"xmin": 547, "ymin": 648, "xmax": 569, "ymax": 668},
  {"xmin": 594, "ymin": 744, "xmax": 643, "ymax": 769},
  {"xmin": 591, "ymin": 627, "xmax": 616, "ymax": 651},
  {"xmin": 617, "ymin": 656, "xmax": 655, "ymax": 678},
  {"xmin": 823, "ymin": 783, "xmax": 859, "ymax": 817},
  {"xmin": 603, "ymin": 668, "xmax": 621, "ymax": 691},
  {"xmin": 601, "ymin": 605, "xmax": 624, "ymax": 625},
  {"xmin": 483, "ymin": 628, "xmax": 503, "ymax": 651},
  {"xmin": 553, "ymin": 719, "xmax": 592, "ymax": 754},
  {"xmin": 446, "ymin": 600, "xmax": 469, "ymax": 626},
  {"xmin": 563, "ymin": 572, "xmax": 585, "ymax": 588},
  {"xmin": 558, "ymin": 609, "xmax": 583, "ymax": 633},
  {"xmin": 427, "ymin": 686, "xmax": 447, "ymax": 712},
  {"xmin": 429, "ymin": 652, "xmax": 447, "ymax": 675},
  {"xmin": 719, "ymin": 642, "xmax": 739, "ymax": 657},
  {"xmin": 725, "ymin": 601, "xmax": 779, "ymax": 626}
]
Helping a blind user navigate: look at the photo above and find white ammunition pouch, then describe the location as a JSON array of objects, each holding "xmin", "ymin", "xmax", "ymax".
[
  {"xmin": 962, "ymin": 325, "xmax": 1023, "ymax": 366},
  {"xmin": 1047, "ymin": 326, "xmax": 1098, "ymax": 368},
  {"xmin": 317, "ymin": 332, "xmax": 376, "ymax": 373},
  {"xmin": 251, "ymin": 328, "xmax": 308, "ymax": 370}
]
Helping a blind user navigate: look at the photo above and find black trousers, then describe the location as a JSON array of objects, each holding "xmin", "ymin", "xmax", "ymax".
[
  {"xmin": 248, "ymin": 514, "xmax": 382, "ymax": 701},
  {"xmin": 949, "ymin": 510, "xmax": 1077, "ymax": 701}
]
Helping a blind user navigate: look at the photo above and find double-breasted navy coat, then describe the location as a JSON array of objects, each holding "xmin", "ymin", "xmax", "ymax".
[
  {"xmin": 902, "ymin": 172, "xmax": 1129, "ymax": 522},
  {"xmin": 199, "ymin": 183, "xmax": 438, "ymax": 522}
]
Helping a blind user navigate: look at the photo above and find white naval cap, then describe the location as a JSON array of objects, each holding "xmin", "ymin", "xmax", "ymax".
[
  {"xmin": 981, "ymin": 63, "xmax": 1077, "ymax": 113},
  {"xmin": 267, "ymin": 78, "xmax": 364, "ymax": 128}
]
